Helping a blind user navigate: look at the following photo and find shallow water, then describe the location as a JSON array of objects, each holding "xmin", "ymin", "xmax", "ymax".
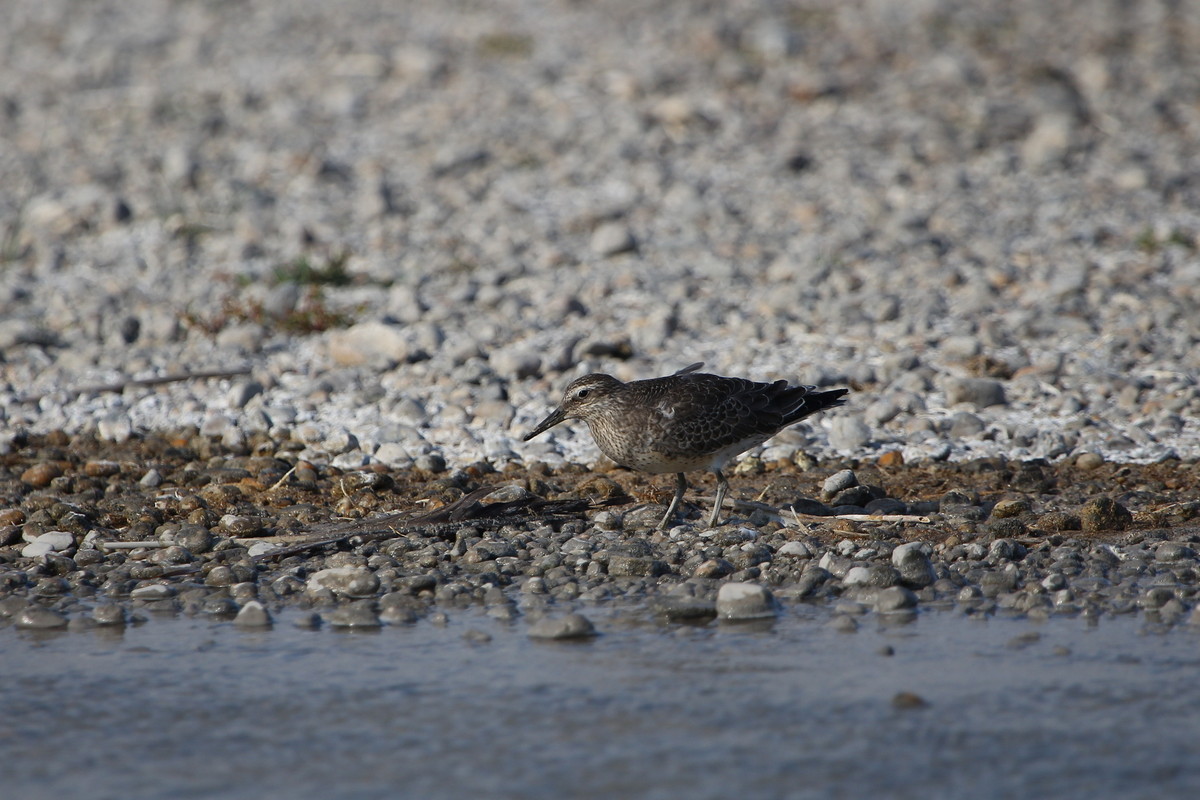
[{"xmin": 3, "ymin": 607, "xmax": 1199, "ymax": 800}]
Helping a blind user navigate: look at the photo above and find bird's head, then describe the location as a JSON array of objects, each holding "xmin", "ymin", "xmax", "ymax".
[{"xmin": 523, "ymin": 373, "xmax": 623, "ymax": 440}]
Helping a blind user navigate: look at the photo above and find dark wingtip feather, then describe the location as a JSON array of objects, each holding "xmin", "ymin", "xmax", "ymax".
[{"xmin": 780, "ymin": 386, "xmax": 849, "ymax": 424}]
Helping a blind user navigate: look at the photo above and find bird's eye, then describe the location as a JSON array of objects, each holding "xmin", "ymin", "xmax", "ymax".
[{"xmin": 576, "ymin": 388, "xmax": 590, "ymax": 400}]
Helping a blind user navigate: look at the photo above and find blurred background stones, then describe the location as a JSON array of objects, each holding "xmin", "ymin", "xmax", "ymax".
[{"xmin": 0, "ymin": 0, "xmax": 1197, "ymax": 470}]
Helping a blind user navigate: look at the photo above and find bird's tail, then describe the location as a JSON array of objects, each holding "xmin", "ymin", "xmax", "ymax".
[{"xmin": 783, "ymin": 387, "xmax": 849, "ymax": 424}]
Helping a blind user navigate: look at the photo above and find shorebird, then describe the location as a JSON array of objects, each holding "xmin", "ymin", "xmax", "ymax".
[{"xmin": 523, "ymin": 363, "xmax": 848, "ymax": 528}]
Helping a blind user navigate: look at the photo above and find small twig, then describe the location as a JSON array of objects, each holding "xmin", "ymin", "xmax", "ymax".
[
  {"xmin": 268, "ymin": 465, "xmax": 297, "ymax": 492},
  {"xmin": 95, "ymin": 540, "xmax": 173, "ymax": 550},
  {"xmin": 790, "ymin": 512, "xmax": 932, "ymax": 524},
  {"xmin": 17, "ymin": 367, "xmax": 253, "ymax": 404}
]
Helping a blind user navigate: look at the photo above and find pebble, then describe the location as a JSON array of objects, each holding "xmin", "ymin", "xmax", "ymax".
[
  {"xmin": 991, "ymin": 499, "xmax": 1031, "ymax": 519},
  {"xmin": 875, "ymin": 586, "xmax": 919, "ymax": 612},
  {"xmin": 652, "ymin": 596, "xmax": 718, "ymax": 622},
  {"xmin": 821, "ymin": 469, "xmax": 858, "ymax": 499},
  {"xmin": 92, "ymin": 604, "xmax": 127, "ymax": 626},
  {"xmin": 139, "ymin": 469, "xmax": 164, "ymax": 487},
  {"xmin": 777, "ymin": 541, "xmax": 814, "ymax": 558},
  {"xmin": 891, "ymin": 543, "xmax": 936, "ymax": 588},
  {"xmin": 1080, "ymin": 497, "xmax": 1133, "ymax": 532},
  {"xmin": 322, "ymin": 603, "xmax": 382, "ymax": 628},
  {"xmin": 892, "ymin": 692, "xmax": 929, "ymax": 710},
  {"xmin": 234, "ymin": 600, "xmax": 272, "ymax": 628},
  {"xmin": 306, "ymin": 568, "xmax": 380, "ymax": 598},
  {"xmin": 1156, "ymin": 542, "xmax": 1196, "ymax": 562},
  {"xmin": 15, "ymin": 606, "xmax": 68, "ymax": 629},
  {"xmin": 590, "ymin": 222, "xmax": 637, "ymax": 257},
  {"xmin": 327, "ymin": 321, "xmax": 412, "ymax": 369},
  {"xmin": 20, "ymin": 463, "xmax": 62, "ymax": 487},
  {"xmin": 716, "ymin": 582, "xmax": 776, "ymax": 620},
  {"xmin": 21, "ymin": 531, "xmax": 75, "ymax": 558},
  {"xmin": 528, "ymin": 613, "xmax": 596, "ymax": 640},
  {"xmin": 130, "ymin": 583, "xmax": 174, "ymax": 601},
  {"xmin": 943, "ymin": 377, "xmax": 1007, "ymax": 407},
  {"xmin": 828, "ymin": 417, "xmax": 872, "ymax": 451}
]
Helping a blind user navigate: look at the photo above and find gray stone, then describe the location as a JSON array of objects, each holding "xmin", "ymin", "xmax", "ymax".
[
  {"xmin": 227, "ymin": 380, "xmax": 264, "ymax": 409},
  {"xmin": 652, "ymin": 597, "xmax": 717, "ymax": 621},
  {"xmin": 590, "ymin": 222, "xmax": 636, "ymax": 257},
  {"xmin": 323, "ymin": 603, "xmax": 382, "ymax": 628},
  {"xmin": 822, "ymin": 469, "xmax": 859, "ymax": 499},
  {"xmin": 716, "ymin": 582, "xmax": 776, "ymax": 620},
  {"xmin": 415, "ymin": 453, "xmax": 446, "ymax": 472},
  {"xmin": 777, "ymin": 541, "xmax": 814, "ymax": 558},
  {"xmin": 865, "ymin": 497, "xmax": 908, "ymax": 515},
  {"xmin": 130, "ymin": 583, "xmax": 174, "ymax": 600},
  {"xmin": 97, "ymin": 413, "xmax": 133, "ymax": 443},
  {"xmin": 828, "ymin": 416, "xmax": 872, "ymax": 451},
  {"xmin": 139, "ymin": 468, "xmax": 164, "ymax": 487},
  {"xmin": 490, "ymin": 348, "xmax": 542, "ymax": 380},
  {"xmin": 306, "ymin": 567, "xmax": 380, "ymax": 598},
  {"xmin": 892, "ymin": 544, "xmax": 936, "ymax": 587},
  {"xmin": 15, "ymin": 605, "xmax": 67, "ymax": 629},
  {"xmin": 948, "ymin": 411, "xmax": 986, "ymax": 437},
  {"xmin": 528, "ymin": 613, "xmax": 596, "ymax": 640},
  {"xmin": 844, "ymin": 565, "xmax": 899, "ymax": 588},
  {"xmin": 327, "ymin": 321, "xmax": 411, "ymax": 368},
  {"xmin": 609, "ymin": 556, "xmax": 667, "ymax": 577},
  {"xmin": 1155, "ymin": 542, "xmax": 1196, "ymax": 562},
  {"xmin": 944, "ymin": 377, "xmax": 1007, "ymax": 407},
  {"xmin": 875, "ymin": 586, "xmax": 919, "ymax": 612},
  {"xmin": 20, "ymin": 530, "xmax": 75, "ymax": 558},
  {"xmin": 92, "ymin": 603, "xmax": 127, "ymax": 626},
  {"xmin": 234, "ymin": 600, "xmax": 272, "ymax": 628}
]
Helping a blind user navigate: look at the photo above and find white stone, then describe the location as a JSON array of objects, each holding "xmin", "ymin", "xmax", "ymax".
[
  {"xmin": 306, "ymin": 567, "xmax": 380, "ymax": 598},
  {"xmin": 777, "ymin": 541, "xmax": 813, "ymax": 558},
  {"xmin": 24, "ymin": 530, "xmax": 75, "ymax": 551},
  {"xmin": 891, "ymin": 542, "xmax": 932, "ymax": 566},
  {"xmin": 130, "ymin": 583, "xmax": 173, "ymax": 600},
  {"xmin": 234, "ymin": 600, "xmax": 272, "ymax": 628},
  {"xmin": 716, "ymin": 582, "xmax": 776, "ymax": 620},
  {"xmin": 843, "ymin": 566, "xmax": 873, "ymax": 586},
  {"xmin": 20, "ymin": 541, "xmax": 56, "ymax": 558}
]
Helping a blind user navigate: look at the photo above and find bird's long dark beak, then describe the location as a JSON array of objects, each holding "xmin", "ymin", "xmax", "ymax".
[{"xmin": 523, "ymin": 406, "xmax": 567, "ymax": 441}]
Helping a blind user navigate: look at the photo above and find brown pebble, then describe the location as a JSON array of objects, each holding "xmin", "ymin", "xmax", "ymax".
[
  {"xmin": 0, "ymin": 509, "xmax": 26, "ymax": 526},
  {"xmin": 1080, "ymin": 496, "xmax": 1132, "ymax": 532},
  {"xmin": 892, "ymin": 691, "xmax": 929, "ymax": 710},
  {"xmin": 877, "ymin": 450, "xmax": 904, "ymax": 467},
  {"xmin": 84, "ymin": 460, "xmax": 122, "ymax": 477},
  {"xmin": 991, "ymin": 499, "xmax": 1031, "ymax": 519},
  {"xmin": 20, "ymin": 462, "xmax": 64, "ymax": 487}
]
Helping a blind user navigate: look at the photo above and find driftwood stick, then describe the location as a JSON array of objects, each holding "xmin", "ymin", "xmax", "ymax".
[
  {"xmin": 18, "ymin": 367, "xmax": 253, "ymax": 403},
  {"xmin": 95, "ymin": 540, "xmax": 174, "ymax": 550},
  {"xmin": 789, "ymin": 512, "xmax": 932, "ymax": 524},
  {"xmin": 724, "ymin": 497, "xmax": 931, "ymax": 525}
]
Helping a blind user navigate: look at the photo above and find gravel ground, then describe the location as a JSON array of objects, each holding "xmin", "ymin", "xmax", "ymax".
[
  {"xmin": 2, "ymin": 431, "xmax": 1199, "ymax": 634},
  {"xmin": 1, "ymin": 2, "xmax": 1199, "ymax": 629}
]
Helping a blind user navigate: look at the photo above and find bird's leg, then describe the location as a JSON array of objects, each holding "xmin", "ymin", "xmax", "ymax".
[
  {"xmin": 657, "ymin": 472, "xmax": 688, "ymax": 530},
  {"xmin": 708, "ymin": 469, "xmax": 729, "ymax": 528}
]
